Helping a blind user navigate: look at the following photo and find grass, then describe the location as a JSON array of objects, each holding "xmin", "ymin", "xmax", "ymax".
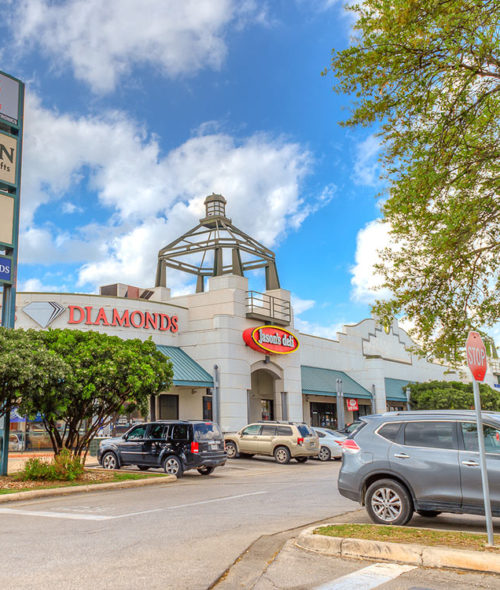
[
  {"xmin": 0, "ymin": 470, "xmax": 169, "ymax": 495},
  {"xmin": 314, "ymin": 524, "xmax": 500, "ymax": 553}
]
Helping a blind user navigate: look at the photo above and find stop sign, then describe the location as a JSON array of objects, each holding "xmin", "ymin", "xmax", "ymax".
[{"xmin": 466, "ymin": 331, "xmax": 488, "ymax": 382}]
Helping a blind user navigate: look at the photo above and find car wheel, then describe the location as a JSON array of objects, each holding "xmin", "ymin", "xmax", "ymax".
[
  {"xmin": 197, "ymin": 466, "xmax": 215, "ymax": 475},
  {"xmin": 137, "ymin": 466, "xmax": 150, "ymax": 471},
  {"xmin": 318, "ymin": 446, "xmax": 331, "ymax": 462},
  {"xmin": 365, "ymin": 479, "xmax": 413, "ymax": 526},
  {"xmin": 296, "ymin": 457, "xmax": 308, "ymax": 463},
  {"xmin": 163, "ymin": 455, "xmax": 183, "ymax": 478},
  {"xmin": 102, "ymin": 451, "xmax": 119, "ymax": 470},
  {"xmin": 225, "ymin": 441, "xmax": 238, "ymax": 459},
  {"xmin": 274, "ymin": 446, "xmax": 291, "ymax": 464},
  {"xmin": 417, "ymin": 510, "xmax": 441, "ymax": 518}
]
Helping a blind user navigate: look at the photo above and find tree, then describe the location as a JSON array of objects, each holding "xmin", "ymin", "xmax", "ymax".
[
  {"xmin": 326, "ymin": 0, "xmax": 500, "ymax": 364},
  {"xmin": 0, "ymin": 327, "xmax": 70, "ymax": 421},
  {"xmin": 409, "ymin": 380, "xmax": 500, "ymax": 411},
  {"xmin": 22, "ymin": 329, "xmax": 174, "ymax": 457}
]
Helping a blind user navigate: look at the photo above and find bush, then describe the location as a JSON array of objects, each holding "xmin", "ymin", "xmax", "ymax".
[{"xmin": 17, "ymin": 449, "xmax": 85, "ymax": 481}]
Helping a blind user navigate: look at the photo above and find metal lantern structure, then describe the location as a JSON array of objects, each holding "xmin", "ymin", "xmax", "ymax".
[{"xmin": 155, "ymin": 194, "xmax": 281, "ymax": 293}]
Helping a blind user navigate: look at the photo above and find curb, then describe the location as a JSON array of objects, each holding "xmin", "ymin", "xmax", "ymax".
[
  {"xmin": 0, "ymin": 471, "xmax": 176, "ymax": 503},
  {"xmin": 296, "ymin": 525, "xmax": 500, "ymax": 575}
]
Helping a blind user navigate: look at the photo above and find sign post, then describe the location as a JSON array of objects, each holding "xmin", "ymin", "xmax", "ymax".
[
  {"xmin": 0, "ymin": 70, "xmax": 24, "ymax": 476},
  {"xmin": 466, "ymin": 331, "xmax": 494, "ymax": 546}
]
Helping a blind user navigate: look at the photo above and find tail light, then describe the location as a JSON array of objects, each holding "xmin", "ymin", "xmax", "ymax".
[
  {"xmin": 334, "ymin": 439, "xmax": 344, "ymax": 445},
  {"xmin": 190, "ymin": 441, "xmax": 199, "ymax": 454},
  {"xmin": 341, "ymin": 439, "xmax": 360, "ymax": 453},
  {"xmin": 297, "ymin": 437, "xmax": 304, "ymax": 445}
]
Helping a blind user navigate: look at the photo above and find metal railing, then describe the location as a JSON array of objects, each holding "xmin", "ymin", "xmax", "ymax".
[{"xmin": 246, "ymin": 291, "xmax": 291, "ymax": 325}]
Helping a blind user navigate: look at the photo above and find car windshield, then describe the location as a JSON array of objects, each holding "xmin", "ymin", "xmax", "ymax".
[
  {"xmin": 298, "ymin": 424, "xmax": 314, "ymax": 437},
  {"xmin": 194, "ymin": 423, "xmax": 222, "ymax": 441}
]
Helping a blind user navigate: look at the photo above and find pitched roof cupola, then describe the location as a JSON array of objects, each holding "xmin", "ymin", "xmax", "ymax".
[{"xmin": 155, "ymin": 193, "xmax": 281, "ymax": 293}]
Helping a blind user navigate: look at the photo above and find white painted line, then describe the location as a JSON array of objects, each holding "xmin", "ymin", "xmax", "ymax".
[
  {"xmin": 315, "ymin": 563, "xmax": 417, "ymax": 590},
  {"xmin": 0, "ymin": 490, "xmax": 268, "ymax": 521}
]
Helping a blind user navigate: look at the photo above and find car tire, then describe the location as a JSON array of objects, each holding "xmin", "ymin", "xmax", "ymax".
[
  {"xmin": 417, "ymin": 510, "xmax": 441, "ymax": 518},
  {"xmin": 296, "ymin": 457, "xmax": 308, "ymax": 463},
  {"xmin": 274, "ymin": 446, "xmax": 291, "ymax": 464},
  {"xmin": 197, "ymin": 466, "xmax": 215, "ymax": 476},
  {"xmin": 138, "ymin": 465, "xmax": 150, "ymax": 471},
  {"xmin": 163, "ymin": 455, "xmax": 183, "ymax": 478},
  {"xmin": 318, "ymin": 446, "xmax": 331, "ymax": 462},
  {"xmin": 225, "ymin": 441, "xmax": 238, "ymax": 459},
  {"xmin": 365, "ymin": 479, "xmax": 413, "ymax": 526},
  {"xmin": 101, "ymin": 451, "xmax": 119, "ymax": 470}
]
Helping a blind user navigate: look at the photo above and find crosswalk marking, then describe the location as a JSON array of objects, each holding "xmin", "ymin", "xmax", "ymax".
[{"xmin": 315, "ymin": 563, "xmax": 417, "ymax": 590}]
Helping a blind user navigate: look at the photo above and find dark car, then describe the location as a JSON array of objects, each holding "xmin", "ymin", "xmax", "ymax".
[
  {"xmin": 98, "ymin": 420, "xmax": 226, "ymax": 477},
  {"xmin": 338, "ymin": 410, "xmax": 500, "ymax": 526}
]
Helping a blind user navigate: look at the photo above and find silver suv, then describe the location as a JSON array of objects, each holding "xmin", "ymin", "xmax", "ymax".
[
  {"xmin": 338, "ymin": 410, "xmax": 500, "ymax": 525},
  {"xmin": 224, "ymin": 421, "xmax": 319, "ymax": 464}
]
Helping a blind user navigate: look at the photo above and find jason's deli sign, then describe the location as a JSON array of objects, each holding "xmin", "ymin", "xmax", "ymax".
[
  {"xmin": 243, "ymin": 325, "xmax": 299, "ymax": 355},
  {"xmin": 68, "ymin": 305, "xmax": 179, "ymax": 332}
]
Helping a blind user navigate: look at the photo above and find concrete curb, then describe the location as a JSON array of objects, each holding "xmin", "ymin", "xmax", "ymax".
[
  {"xmin": 0, "ymin": 471, "xmax": 176, "ymax": 503},
  {"xmin": 296, "ymin": 525, "xmax": 500, "ymax": 575}
]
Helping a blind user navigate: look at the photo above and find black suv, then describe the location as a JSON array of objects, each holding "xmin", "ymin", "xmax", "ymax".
[{"xmin": 98, "ymin": 420, "xmax": 226, "ymax": 477}]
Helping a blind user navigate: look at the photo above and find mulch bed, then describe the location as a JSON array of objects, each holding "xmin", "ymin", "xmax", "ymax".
[{"xmin": 0, "ymin": 470, "xmax": 116, "ymax": 493}]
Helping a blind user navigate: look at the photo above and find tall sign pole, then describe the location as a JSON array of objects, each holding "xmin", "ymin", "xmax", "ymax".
[
  {"xmin": 0, "ymin": 70, "xmax": 24, "ymax": 476},
  {"xmin": 465, "ymin": 331, "xmax": 494, "ymax": 546}
]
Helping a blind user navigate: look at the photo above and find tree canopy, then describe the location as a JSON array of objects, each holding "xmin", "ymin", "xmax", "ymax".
[
  {"xmin": 409, "ymin": 380, "xmax": 500, "ymax": 411},
  {"xmin": 326, "ymin": 0, "xmax": 500, "ymax": 364}
]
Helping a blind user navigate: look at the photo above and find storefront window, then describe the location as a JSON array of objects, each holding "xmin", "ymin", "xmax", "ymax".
[
  {"xmin": 260, "ymin": 399, "xmax": 274, "ymax": 421},
  {"xmin": 310, "ymin": 402, "xmax": 337, "ymax": 428}
]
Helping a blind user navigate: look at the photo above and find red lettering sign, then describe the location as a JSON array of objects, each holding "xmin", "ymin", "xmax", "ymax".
[
  {"xmin": 242, "ymin": 326, "xmax": 299, "ymax": 355},
  {"xmin": 68, "ymin": 305, "xmax": 178, "ymax": 333},
  {"xmin": 346, "ymin": 399, "xmax": 359, "ymax": 411}
]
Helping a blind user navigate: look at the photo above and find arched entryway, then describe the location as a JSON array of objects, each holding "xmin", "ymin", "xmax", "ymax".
[{"xmin": 248, "ymin": 361, "xmax": 286, "ymax": 423}]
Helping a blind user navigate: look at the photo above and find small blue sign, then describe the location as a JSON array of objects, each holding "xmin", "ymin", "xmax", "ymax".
[{"xmin": 0, "ymin": 255, "xmax": 12, "ymax": 283}]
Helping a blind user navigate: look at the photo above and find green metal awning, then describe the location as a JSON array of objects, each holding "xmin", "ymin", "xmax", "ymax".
[
  {"xmin": 301, "ymin": 366, "xmax": 372, "ymax": 399},
  {"xmin": 157, "ymin": 346, "xmax": 214, "ymax": 388},
  {"xmin": 385, "ymin": 378, "xmax": 411, "ymax": 401}
]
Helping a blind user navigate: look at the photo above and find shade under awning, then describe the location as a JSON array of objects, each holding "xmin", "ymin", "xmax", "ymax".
[{"xmin": 156, "ymin": 345, "xmax": 214, "ymax": 388}]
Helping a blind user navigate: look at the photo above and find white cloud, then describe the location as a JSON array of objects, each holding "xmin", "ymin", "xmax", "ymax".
[
  {"xmin": 18, "ymin": 278, "xmax": 66, "ymax": 293},
  {"xmin": 11, "ymin": 0, "xmax": 266, "ymax": 93},
  {"xmin": 291, "ymin": 295, "xmax": 315, "ymax": 315},
  {"xmin": 20, "ymin": 93, "xmax": 328, "ymax": 292},
  {"xmin": 295, "ymin": 316, "xmax": 344, "ymax": 340},
  {"xmin": 352, "ymin": 134, "xmax": 381, "ymax": 186},
  {"xmin": 350, "ymin": 218, "xmax": 392, "ymax": 304},
  {"xmin": 61, "ymin": 202, "xmax": 83, "ymax": 214}
]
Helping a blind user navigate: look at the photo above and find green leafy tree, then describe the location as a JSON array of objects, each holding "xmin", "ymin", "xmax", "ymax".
[
  {"xmin": 326, "ymin": 0, "xmax": 500, "ymax": 364},
  {"xmin": 0, "ymin": 327, "xmax": 70, "ymax": 421},
  {"xmin": 409, "ymin": 380, "xmax": 500, "ymax": 411},
  {"xmin": 22, "ymin": 329, "xmax": 173, "ymax": 457}
]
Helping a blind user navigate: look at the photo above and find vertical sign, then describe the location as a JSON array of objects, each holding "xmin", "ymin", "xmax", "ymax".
[
  {"xmin": 465, "ymin": 331, "xmax": 494, "ymax": 546},
  {"xmin": 0, "ymin": 70, "xmax": 24, "ymax": 476}
]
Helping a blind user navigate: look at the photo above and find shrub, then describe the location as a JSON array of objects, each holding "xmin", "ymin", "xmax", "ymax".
[
  {"xmin": 17, "ymin": 449, "xmax": 84, "ymax": 481},
  {"xmin": 17, "ymin": 457, "xmax": 54, "ymax": 481}
]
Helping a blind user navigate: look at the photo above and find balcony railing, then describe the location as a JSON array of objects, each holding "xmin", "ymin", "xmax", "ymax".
[{"xmin": 246, "ymin": 291, "xmax": 291, "ymax": 326}]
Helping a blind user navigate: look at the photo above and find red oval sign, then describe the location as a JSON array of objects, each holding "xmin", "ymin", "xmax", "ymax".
[
  {"xmin": 243, "ymin": 326, "xmax": 299, "ymax": 355},
  {"xmin": 466, "ymin": 331, "xmax": 487, "ymax": 382}
]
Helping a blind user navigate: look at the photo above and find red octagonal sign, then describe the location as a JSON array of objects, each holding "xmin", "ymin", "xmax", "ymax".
[{"xmin": 466, "ymin": 331, "xmax": 488, "ymax": 382}]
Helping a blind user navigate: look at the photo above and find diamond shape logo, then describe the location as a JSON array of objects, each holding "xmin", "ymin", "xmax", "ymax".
[{"xmin": 23, "ymin": 301, "xmax": 66, "ymax": 328}]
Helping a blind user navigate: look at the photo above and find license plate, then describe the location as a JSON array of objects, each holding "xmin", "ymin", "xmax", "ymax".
[{"xmin": 210, "ymin": 442, "xmax": 219, "ymax": 450}]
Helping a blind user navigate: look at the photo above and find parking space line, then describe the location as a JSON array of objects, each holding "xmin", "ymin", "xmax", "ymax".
[
  {"xmin": 314, "ymin": 563, "xmax": 417, "ymax": 590},
  {"xmin": 0, "ymin": 490, "xmax": 268, "ymax": 521}
]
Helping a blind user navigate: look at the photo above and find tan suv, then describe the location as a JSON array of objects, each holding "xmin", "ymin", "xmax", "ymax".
[{"xmin": 224, "ymin": 421, "xmax": 319, "ymax": 464}]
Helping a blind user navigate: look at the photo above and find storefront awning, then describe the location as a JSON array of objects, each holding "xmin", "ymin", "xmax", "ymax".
[
  {"xmin": 385, "ymin": 378, "xmax": 411, "ymax": 401},
  {"xmin": 156, "ymin": 346, "xmax": 214, "ymax": 388},
  {"xmin": 301, "ymin": 366, "xmax": 372, "ymax": 399}
]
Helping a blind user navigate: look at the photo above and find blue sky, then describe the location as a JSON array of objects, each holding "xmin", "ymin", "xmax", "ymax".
[{"xmin": 0, "ymin": 0, "xmax": 392, "ymax": 338}]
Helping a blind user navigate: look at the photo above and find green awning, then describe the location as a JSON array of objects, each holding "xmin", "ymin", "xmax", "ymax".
[
  {"xmin": 301, "ymin": 366, "xmax": 372, "ymax": 399},
  {"xmin": 385, "ymin": 378, "xmax": 411, "ymax": 401},
  {"xmin": 157, "ymin": 346, "xmax": 214, "ymax": 388}
]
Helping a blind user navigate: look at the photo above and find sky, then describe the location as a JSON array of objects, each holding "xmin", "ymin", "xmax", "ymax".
[{"xmin": 0, "ymin": 0, "xmax": 396, "ymax": 339}]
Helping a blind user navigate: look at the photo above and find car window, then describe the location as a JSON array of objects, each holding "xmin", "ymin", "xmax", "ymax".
[
  {"xmin": 148, "ymin": 424, "xmax": 167, "ymax": 439},
  {"xmin": 127, "ymin": 425, "xmax": 147, "ymax": 440},
  {"xmin": 461, "ymin": 422, "xmax": 500, "ymax": 454},
  {"xmin": 314, "ymin": 430, "xmax": 326, "ymax": 438},
  {"xmin": 242, "ymin": 424, "xmax": 261, "ymax": 436},
  {"xmin": 277, "ymin": 426, "xmax": 293, "ymax": 436},
  {"xmin": 171, "ymin": 424, "xmax": 190, "ymax": 440},
  {"xmin": 404, "ymin": 421, "xmax": 456, "ymax": 450},
  {"xmin": 298, "ymin": 425, "xmax": 314, "ymax": 437},
  {"xmin": 378, "ymin": 422, "xmax": 401, "ymax": 442},
  {"xmin": 261, "ymin": 425, "xmax": 277, "ymax": 436},
  {"xmin": 194, "ymin": 422, "xmax": 222, "ymax": 441}
]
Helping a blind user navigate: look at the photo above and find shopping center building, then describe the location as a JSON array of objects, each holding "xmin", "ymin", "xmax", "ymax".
[{"xmin": 10, "ymin": 195, "xmax": 499, "ymax": 440}]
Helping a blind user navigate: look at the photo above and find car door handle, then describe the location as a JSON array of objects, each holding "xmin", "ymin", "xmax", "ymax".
[
  {"xmin": 394, "ymin": 453, "xmax": 410, "ymax": 459},
  {"xmin": 462, "ymin": 460, "xmax": 479, "ymax": 467}
]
